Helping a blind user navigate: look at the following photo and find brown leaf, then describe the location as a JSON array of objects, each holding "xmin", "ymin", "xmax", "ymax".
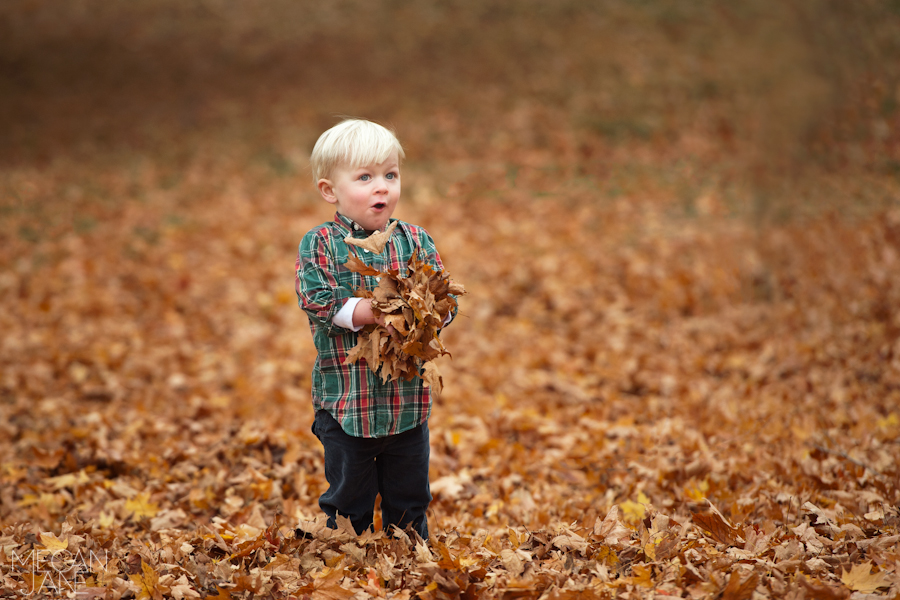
[
  {"xmin": 312, "ymin": 567, "xmax": 357, "ymax": 600},
  {"xmin": 344, "ymin": 220, "xmax": 398, "ymax": 254},
  {"xmin": 720, "ymin": 570, "xmax": 759, "ymax": 600},
  {"xmin": 422, "ymin": 361, "xmax": 443, "ymax": 398},
  {"xmin": 344, "ymin": 252, "xmax": 382, "ymax": 276},
  {"xmin": 344, "ymin": 255, "xmax": 462, "ymax": 384},
  {"xmin": 593, "ymin": 506, "xmax": 632, "ymax": 545},
  {"xmin": 691, "ymin": 508, "xmax": 741, "ymax": 546},
  {"xmin": 796, "ymin": 574, "xmax": 851, "ymax": 600},
  {"xmin": 204, "ymin": 586, "xmax": 233, "ymax": 600}
]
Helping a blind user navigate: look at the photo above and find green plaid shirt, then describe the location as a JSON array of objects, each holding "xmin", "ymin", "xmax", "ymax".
[{"xmin": 295, "ymin": 212, "xmax": 455, "ymax": 438}]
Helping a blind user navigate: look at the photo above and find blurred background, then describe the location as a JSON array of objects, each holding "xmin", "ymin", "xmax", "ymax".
[
  {"xmin": 1, "ymin": 0, "xmax": 900, "ymax": 536},
  {"xmin": 2, "ymin": 0, "xmax": 899, "ymax": 206}
]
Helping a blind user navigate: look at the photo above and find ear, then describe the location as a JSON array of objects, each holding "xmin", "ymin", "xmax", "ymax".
[{"xmin": 317, "ymin": 179, "xmax": 338, "ymax": 205}]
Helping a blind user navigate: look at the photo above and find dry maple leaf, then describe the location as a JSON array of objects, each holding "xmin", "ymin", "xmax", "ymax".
[
  {"xmin": 38, "ymin": 531, "xmax": 68, "ymax": 553},
  {"xmin": 840, "ymin": 561, "xmax": 891, "ymax": 594},
  {"xmin": 344, "ymin": 220, "xmax": 398, "ymax": 254},
  {"xmin": 125, "ymin": 493, "xmax": 160, "ymax": 520},
  {"xmin": 129, "ymin": 561, "xmax": 163, "ymax": 600}
]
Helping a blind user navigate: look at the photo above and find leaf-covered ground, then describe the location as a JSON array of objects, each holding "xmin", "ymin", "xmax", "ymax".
[{"xmin": 2, "ymin": 2, "xmax": 900, "ymax": 598}]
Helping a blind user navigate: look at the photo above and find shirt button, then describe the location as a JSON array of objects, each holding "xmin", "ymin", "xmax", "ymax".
[
  {"xmin": 364, "ymin": 249, "xmax": 370, "ymax": 253},
  {"xmin": 376, "ymin": 277, "xmax": 381, "ymax": 281}
]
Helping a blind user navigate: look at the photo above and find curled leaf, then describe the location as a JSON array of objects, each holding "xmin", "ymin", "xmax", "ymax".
[
  {"xmin": 343, "ymin": 253, "xmax": 465, "ymax": 387},
  {"xmin": 344, "ymin": 220, "xmax": 398, "ymax": 254}
]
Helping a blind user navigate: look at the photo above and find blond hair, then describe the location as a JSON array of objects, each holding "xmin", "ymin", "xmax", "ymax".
[{"xmin": 310, "ymin": 119, "xmax": 405, "ymax": 182}]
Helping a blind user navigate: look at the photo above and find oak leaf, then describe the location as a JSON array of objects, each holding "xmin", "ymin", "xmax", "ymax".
[
  {"xmin": 344, "ymin": 220, "xmax": 398, "ymax": 254},
  {"xmin": 343, "ymin": 251, "xmax": 464, "ymax": 391},
  {"xmin": 344, "ymin": 253, "xmax": 381, "ymax": 277}
]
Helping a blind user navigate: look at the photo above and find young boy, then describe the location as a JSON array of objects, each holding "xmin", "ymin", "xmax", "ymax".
[{"xmin": 295, "ymin": 119, "xmax": 455, "ymax": 540}]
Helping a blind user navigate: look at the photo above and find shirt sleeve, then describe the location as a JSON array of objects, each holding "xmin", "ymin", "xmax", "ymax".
[
  {"xmin": 333, "ymin": 297, "xmax": 365, "ymax": 332},
  {"xmin": 296, "ymin": 228, "xmax": 355, "ymax": 337}
]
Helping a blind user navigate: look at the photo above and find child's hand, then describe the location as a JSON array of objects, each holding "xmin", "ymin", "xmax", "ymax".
[
  {"xmin": 351, "ymin": 298, "xmax": 377, "ymax": 328},
  {"xmin": 352, "ymin": 299, "xmax": 395, "ymax": 334}
]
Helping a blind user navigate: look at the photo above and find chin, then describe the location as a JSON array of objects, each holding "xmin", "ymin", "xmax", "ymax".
[{"xmin": 372, "ymin": 217, "xmax": 392, "ymax": 230}]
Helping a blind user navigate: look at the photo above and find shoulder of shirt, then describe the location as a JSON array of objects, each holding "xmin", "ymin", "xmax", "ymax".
[
  {"xmin": 393, "ymin": 219, "xmax": 431, "ymax": 238},
  {"xmin": 301, "ymin": 222, "xmax": 340, "ymax": 244}
]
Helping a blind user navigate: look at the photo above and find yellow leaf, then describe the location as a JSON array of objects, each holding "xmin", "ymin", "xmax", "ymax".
[
  {"xmin": 22, "ymin": 572, "xmax": 47, "ymax": 593},
  {"xmin": 126, "ymin": 492, "xmax": 160, "ymax": 520},
  {"xmin": 38, "ymin": 532, "xmax": 68, "ymax": 553},
  {"xmin": 99, "ymin": 511, "xmax": 116, "ymax": 528},
  {"xmin": 418, "ymin": 582, "xmax": 439, "ymax": 598},
  {"xmin": 685, "ymin": 478, "xmax": 709, "ymax": 501},
  {"xmin": 632, "ymin": 564, "xmax": 654, "ymax": 588},
  {"xmin": 593, "ymin": 546, "xmax": 619, "ymax": 567},
  {"xmin": 877, "ymin": 412, "xmax": 899, "ymax": 429},
  {"xmin": 643, "ymin": 536, "xmax": 659, "ymax": 560},
  {"xmin": 129, "ymin": 561, "xmax": 161, "ymax": 600},
  {"xmin": 619, "ymin": 499, "xmax": 646, "ymax": 523},
  {"xmin": 46, "ymin": 470, "xmax": 89, "ymax": 489},
  {"xmin": 841, "ymin": 561, "xmax": 890, "ymax": 594}
]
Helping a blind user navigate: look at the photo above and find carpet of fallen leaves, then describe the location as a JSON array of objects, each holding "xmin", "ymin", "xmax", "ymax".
[{"xmin": 3, "ymin": 1, "xmax": 900, "ymax": 599}]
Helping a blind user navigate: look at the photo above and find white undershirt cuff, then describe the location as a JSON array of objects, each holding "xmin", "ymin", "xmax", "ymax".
[{"xmin": 333, "ymin": 297, "xmax": 364, "ymax": 332}]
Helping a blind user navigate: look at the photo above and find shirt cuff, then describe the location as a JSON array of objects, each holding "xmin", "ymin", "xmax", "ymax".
[{"xmin": 333, "ymin": 297, "xmax": 364, "ymax": 332}]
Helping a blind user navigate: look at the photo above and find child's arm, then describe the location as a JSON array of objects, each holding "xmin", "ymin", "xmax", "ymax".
[
  {"xmin": 296, "ymin": 229, "xmax": 358, "ymax": 337},
  {"xmin": 332, "ymin": 297, "xmax": 386, "ymax": 331},
  {"xmin": 351, "ymin": 298, "xmax": 386, "ymax": 328}
]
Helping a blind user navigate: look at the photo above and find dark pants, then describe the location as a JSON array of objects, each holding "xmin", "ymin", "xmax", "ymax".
[{"xmin": 311, "ymin": 409, "xmax": 432, "ymax": 539}]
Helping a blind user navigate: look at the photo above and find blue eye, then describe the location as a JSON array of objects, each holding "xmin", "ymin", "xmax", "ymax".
[
  {"xmin": 386, "ymin": 172, "xmax": 397, "ymax": 180},
  {"xmin": 359, "ymin": 174, "xmax": 370, "ymax": 181}
]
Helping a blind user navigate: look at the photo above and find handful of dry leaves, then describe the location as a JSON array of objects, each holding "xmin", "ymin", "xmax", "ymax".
[{"xmin": 342, "ymin": 226, "xmax": 465, "ymax": 398}]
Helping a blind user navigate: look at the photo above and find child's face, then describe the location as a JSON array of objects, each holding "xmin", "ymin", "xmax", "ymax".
[{"xmin": 317, "ymin": 152, "xmax": 401, "ymax": 232}]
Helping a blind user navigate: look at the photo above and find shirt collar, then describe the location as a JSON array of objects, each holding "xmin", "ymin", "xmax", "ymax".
[{"xmin": 333, "ymin": 212, "xmax": 395, "ymax": 238}]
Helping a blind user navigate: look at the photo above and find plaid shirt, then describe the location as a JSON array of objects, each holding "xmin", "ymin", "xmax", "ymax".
[{"xmin": 296, "ymin": 212, "xmax": 454, "ymax": 438}]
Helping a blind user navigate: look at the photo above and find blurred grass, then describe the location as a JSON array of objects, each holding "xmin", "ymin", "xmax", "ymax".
[{"xmin": 0, "ymin": 0, "xmax": 898, "ymax": 240}]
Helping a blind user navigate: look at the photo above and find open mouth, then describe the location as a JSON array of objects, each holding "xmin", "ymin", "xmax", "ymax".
[{"xmin": 373, "ymin": 202, "xmax": 387, "ymax": 210}]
